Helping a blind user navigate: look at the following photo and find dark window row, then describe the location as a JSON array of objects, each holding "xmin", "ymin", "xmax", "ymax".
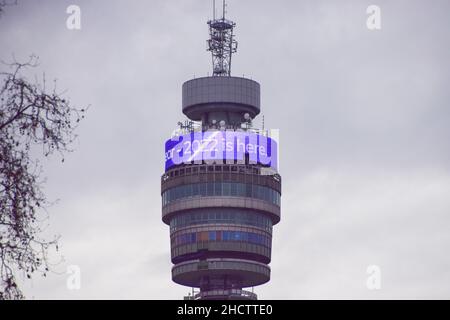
[
  {"xmin": 162, "ymin": 182, "xmax": 280, "ymax": 206},
  {"xmin": 167, "ymin": 165, "xmax": 260, "ymax": 177},
  {"xmin": 173, "ymin": 260, "xmax": 270, "ymax": 277},
  {"xmin": 172, "ymin": 242, "xmax": 270, "ymax": 260},
  {"xmin": 171, "ymin": 230, "xmax": 271, "ymax": 248},
  {"xmin": 170, "ymin": 209, "xmax": 272, "ymax": 232}
]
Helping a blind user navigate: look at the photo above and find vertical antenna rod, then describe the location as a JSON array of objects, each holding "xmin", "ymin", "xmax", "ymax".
[
  {"xmin": 223, "ymin": 0, "xmax": 226, "ymax": 19},
  {"xmin": 207, "ymin": 0, "xmax": 237, "ymax": 76}
]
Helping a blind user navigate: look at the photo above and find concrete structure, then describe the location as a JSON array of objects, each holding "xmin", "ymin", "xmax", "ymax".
[{"xmin": 161, "ymin": 1, "xmax": 281, "ymax": 300}]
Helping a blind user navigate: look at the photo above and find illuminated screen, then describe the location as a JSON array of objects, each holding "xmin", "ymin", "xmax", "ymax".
[{"xmin": 164, "ymin": 131, "xmax": 278, "ymax": 172}]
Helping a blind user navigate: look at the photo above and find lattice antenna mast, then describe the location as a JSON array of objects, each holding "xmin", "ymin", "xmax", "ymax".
[{"xmin": 207, "ymin": 0, "xmax": 238, "ymax": 76}]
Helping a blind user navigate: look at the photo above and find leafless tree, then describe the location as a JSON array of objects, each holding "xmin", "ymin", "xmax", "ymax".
[
  {"xmin": 0, "ymin": 55, "xmax": 86, "ymax": 299},
  {"xmin": 0, "ymin": 0, "xmax": 17, "ymax": 16}
]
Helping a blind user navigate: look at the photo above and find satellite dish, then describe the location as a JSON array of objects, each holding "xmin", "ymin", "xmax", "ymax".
[
  {"xmin": 219, "ymin": 120, "xmax": 226, "ymax": 127},
  {"xmin": 212, "ymin": 119, "xmax": 217, "ymax": 124},
  {"xmin": 244, "ymin": 113, "xmax": 250, "ymax": 120}
]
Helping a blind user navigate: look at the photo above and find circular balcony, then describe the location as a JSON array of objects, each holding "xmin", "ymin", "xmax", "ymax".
[
  {"xmin": 194, "ymin": 289, "xmax": 257, "ymax": 300},
  {"xmin": 161, "ymin": 164, "xmax": 281, "ymax": 194},
  {"xmin": 172, "ymin": 258, "xmax": 270, "ymax": 288},
  {"xmin": 182, "ymin": 76, "xmax": 260, "ymax": 122},
  {"xmin": 171, "ymin": 241, "xmax": 272, "ymax": 264},
  {"xmin": 162, "ymin": 196, "xmax": 280, "ymax": 225}
]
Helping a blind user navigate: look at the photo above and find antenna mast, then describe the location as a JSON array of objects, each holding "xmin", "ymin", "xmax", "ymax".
[{"xmin": 207, "ymin": 0, "xmax": 237, "ymax": 77}]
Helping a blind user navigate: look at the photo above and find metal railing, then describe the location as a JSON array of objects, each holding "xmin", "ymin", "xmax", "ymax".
[{"xmin": 194, "ymin": 289, "xmax": 257, "ymax": 300}]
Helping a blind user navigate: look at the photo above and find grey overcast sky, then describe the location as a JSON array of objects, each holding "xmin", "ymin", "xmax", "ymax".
[{"xmin": 1, "ymin": 0, "xmax": 449, "ymax": 299}]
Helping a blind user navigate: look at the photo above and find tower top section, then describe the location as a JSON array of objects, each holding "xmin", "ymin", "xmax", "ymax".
[{"xmin": 207, "ymin": 0, "xmax": 238, "ymax": 77}]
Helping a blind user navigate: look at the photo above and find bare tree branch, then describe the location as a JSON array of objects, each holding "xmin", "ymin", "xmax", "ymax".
[
  {"xmin": 0, "ymin": 0, "xmax": 17, "ymax": 16},
  {"xmin": 0, "ymin": 55, "xmax": 87, "ymax": 299}
]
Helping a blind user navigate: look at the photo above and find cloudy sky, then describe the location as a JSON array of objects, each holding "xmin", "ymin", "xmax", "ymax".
[{"xmin": 1, "ymin": 0, "xmax": 449, "ymax": 299}]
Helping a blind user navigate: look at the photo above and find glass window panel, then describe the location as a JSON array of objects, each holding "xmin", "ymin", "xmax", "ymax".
[
  {"xmin": 223, "ymin": 183, "xmax": 231, "ymax": 196},
  {"xmin": 246, "ymin": 184, "xmax": 252, "ymax": 197},
  {"xmin": 231, "ymin": 183, "xmax": 237, "ymax": 196},
  {"xmin": 239, "ymin": 183, "xmax": 245, "ymax": 196},
  {"xmin": 207, "ymin": 182, "xmax": 214, "ymax": 196},
  {"xmin": 200, "ymin": 183, "xmax": 207, "ymax": 196},
  {"xmin": 193, "ymin": 184, "xmax": 199, "ymax": 196},
  {"xmin": 201, "ymin": 231, "xmax": 208, "ymax": 241},
  {"xmin": 259, "ymin": 186, "xmax": 264, "ymax": 200},
  {"xmin": 214, "ymin": 182, "xmax": 222, "ymax": 196},
  {"xmin": 173, "ymin": 187, "xmax": 178, "ymax": 200},
  {"xmin": 187, "ymin": 185, "xmax": 192, "ymax": 197}
]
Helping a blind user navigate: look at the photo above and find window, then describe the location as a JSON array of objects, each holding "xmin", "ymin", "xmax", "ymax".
[
  {"xmin": 199, "ymin": 231, "xmax": 208, "ymax": 241},
  {"xmin": 258, "ymin": 185, "xmax": 264, "ymax": 200},
  {"xmin": 237, "ymin": 183, "xmax": 245, "ymax": 197},
  {"xmin": 192, "ymin": 184, "xmax": 199, "ymax": 196},
  {"xmin": 207, "ymin": 182, "xmax": 214, "ymax": 196},
  {"xmin": 246, "ymin": 184, "xmax": 252, "ymax": 197},
  {"xmin": 223, "ymin": 182, "xmax": 231, "ymax": 196},
  {"xmin": 231, "ymin": 183, "xmax": 237, "ymax": 196},
  {"xmin": 173, "ymin": 230, "xmax": 270, "ymax": 248},
  {"xmin": 170, "ymin": 210, "xmax": 273, "ymax": 232},
  {"xmin": 200, "ymin": 183, "xmax": 207, "ymax": 196},
  {"xmin": 214, "ymin": 182, "xmax": 222, "ymax": 196},
  {"xmin": 264, "ymin": 187, "xmax": 269, "ymax": 201}
]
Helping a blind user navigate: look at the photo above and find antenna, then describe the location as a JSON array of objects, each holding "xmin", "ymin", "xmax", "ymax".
[
  {"xmin": 222, "ymin": 0, "xmax": 226, "ymax": 19},
  {"xmin": 207, "ymin": 0, "xmax": 237, "ymax": 76}
]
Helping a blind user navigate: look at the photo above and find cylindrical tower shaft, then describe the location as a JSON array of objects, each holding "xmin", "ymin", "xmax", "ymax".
[{"xmin": 161, "ymin": 2, "xmax": 281, "ymax": 301}]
